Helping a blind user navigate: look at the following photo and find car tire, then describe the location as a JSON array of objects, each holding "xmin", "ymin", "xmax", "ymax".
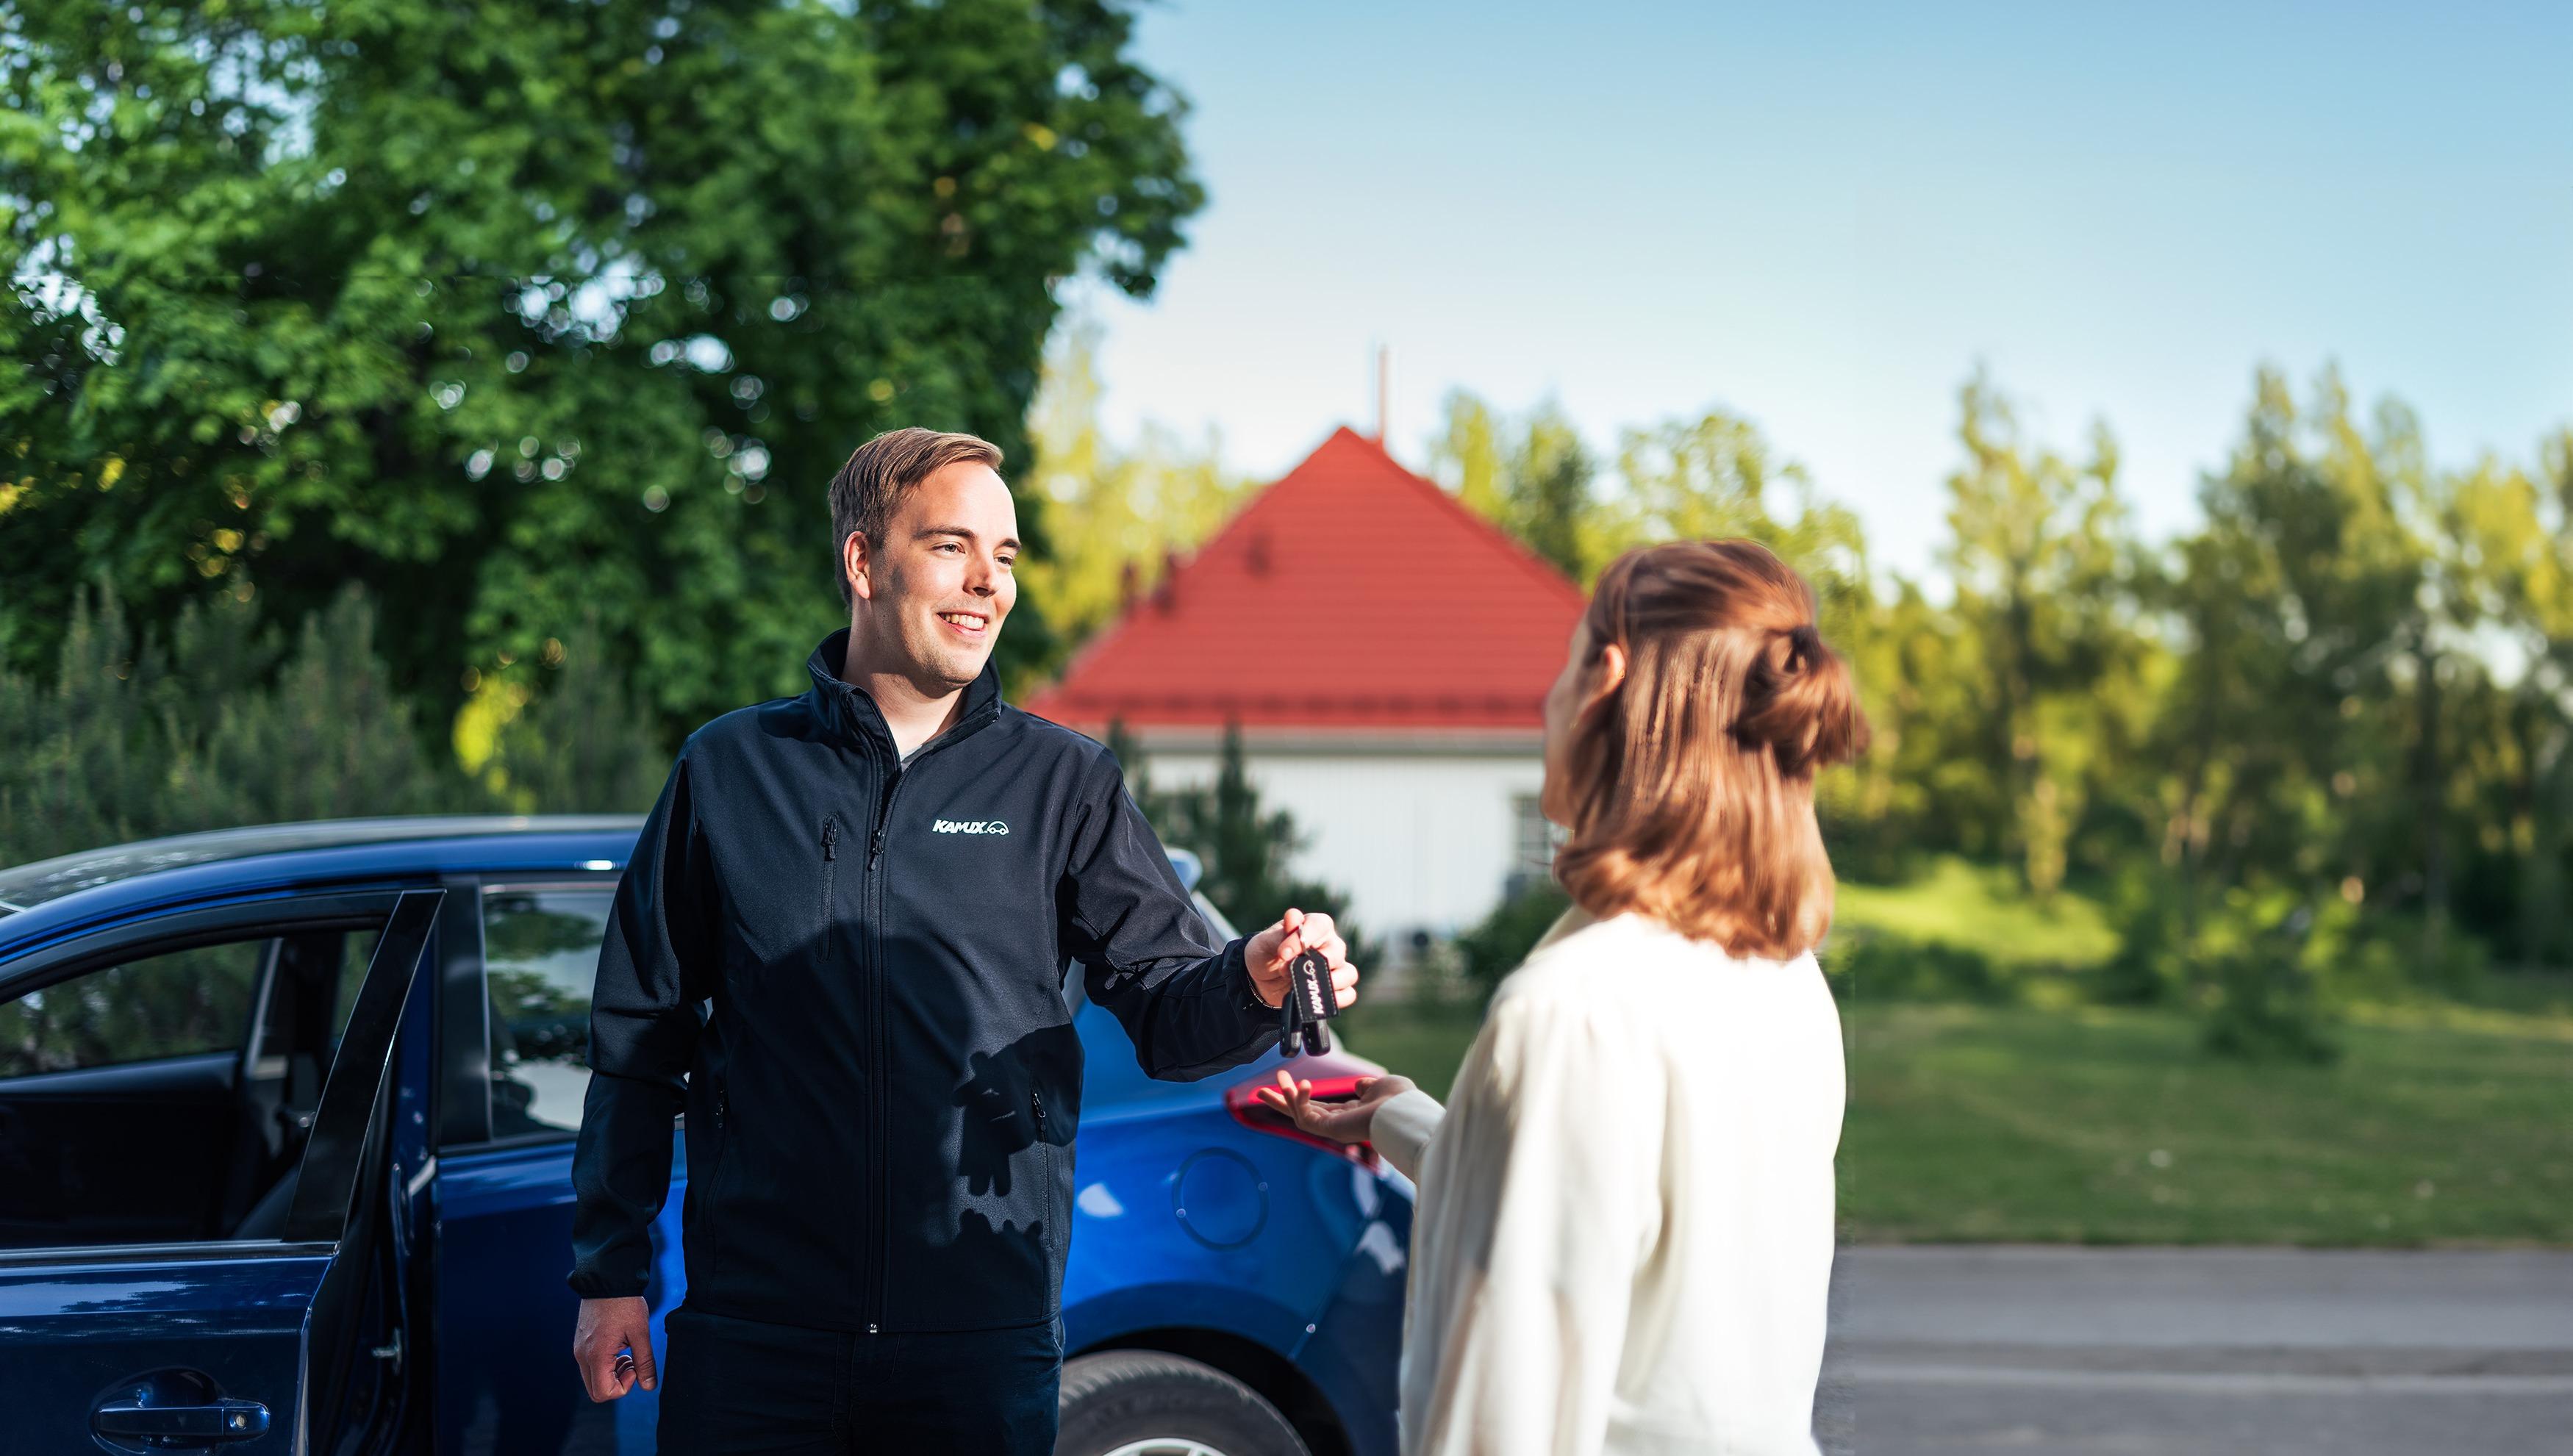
[{"xmin": 1056, "ymin": 1349, "xmax": 1312, "ymax": 1456}]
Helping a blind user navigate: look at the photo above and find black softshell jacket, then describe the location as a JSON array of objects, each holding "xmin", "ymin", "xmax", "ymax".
[{"xmin": 568, "ymin": 631, "xmax": 1278, "ymax": 1333}]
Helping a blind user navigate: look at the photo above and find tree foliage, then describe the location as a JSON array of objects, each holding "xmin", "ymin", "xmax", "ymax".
[
  {"xmin": 1409, "ymin": 367, "xmax": 2573, "ymax": 1017},
  {"xmin": 0, "ymin": 581, "xmax": 662, "ymax": 869},
  {"xmin": 1430, "ymin": 392, "xmax": 1599, "ymax": 581},
  {"xmin": 1, "ymin": 0, "xmax": 1203, "ymax": 741},
  {"xmin": 1939, "ymin": 370, "xmax": 2141, "ymax": 896},
  {"xmin": 0, "ymin": 584, "xmax": 473, "ymax": 864},
  {"xmin": 1021, "ymin": 318, "xmax": 1251, "ymax": 644}
]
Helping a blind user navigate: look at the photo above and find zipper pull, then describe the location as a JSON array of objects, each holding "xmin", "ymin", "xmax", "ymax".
[
  {"xmin": 1031, "ymin": 1088, "xmax": 1045, "ymax": 1135},
  {"xmin": 715, "ymin": 1086, "xmax": 727, "ymax": 1128},
  {"xmin": 868, "ymin": 828, "xmax": 885, "ymax": 867},
  {"xmin": 822, "ymin": 817, "xmax": 839, "ymax": 860}
]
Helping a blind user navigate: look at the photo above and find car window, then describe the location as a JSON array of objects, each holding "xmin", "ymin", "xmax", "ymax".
[
  {"xmin": 482, "ymin": 886, "xmax": 611, "ymax": 1139},
  {"xmin": 0, "ymin": 919, "xmax": 384, "ymax": 1249},
  {"xmin": 329, "ymin": 933, "xmax": 377, "ymax": 1044},
  {"xmin": 1, "ymin": 940, "xmax": 264, "ymax": 1077}
]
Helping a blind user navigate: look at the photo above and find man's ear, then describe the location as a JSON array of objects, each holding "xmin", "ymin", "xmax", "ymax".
[{"xmin": 842, "ymin": 531, "xmax": 873, "ymax": 603}]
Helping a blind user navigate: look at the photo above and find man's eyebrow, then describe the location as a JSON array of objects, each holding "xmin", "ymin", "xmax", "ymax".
[{"xmin": 915, "ymin": 523, "xmax": 1021, "ymax": 553}]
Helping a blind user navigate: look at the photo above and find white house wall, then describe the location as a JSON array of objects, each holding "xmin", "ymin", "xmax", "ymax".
[{"xmin": 1135, "ymin": 747, "xmax": 1546, "ymax": 947}]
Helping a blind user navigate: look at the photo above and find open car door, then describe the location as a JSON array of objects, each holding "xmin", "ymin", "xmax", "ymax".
[{"xmin": 0, "ymin": 888, "xmax": 440, "ymax": 1454}]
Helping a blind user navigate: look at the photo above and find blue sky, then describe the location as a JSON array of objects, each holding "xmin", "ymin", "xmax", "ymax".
[{"xmin": 1071, "ymin": 1, "xmax": 2573, "ymax": 578}]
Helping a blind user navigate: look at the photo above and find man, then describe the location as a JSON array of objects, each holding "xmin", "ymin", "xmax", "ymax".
[{"xmin": 568, "ymin": 428, "xmax": 1359, "ymax": 1452}]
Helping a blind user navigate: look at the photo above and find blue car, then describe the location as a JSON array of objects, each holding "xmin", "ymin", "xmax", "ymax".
[{"xmin": 0, "ymin": 817, "xmax": 1411, "ymax": 1456}]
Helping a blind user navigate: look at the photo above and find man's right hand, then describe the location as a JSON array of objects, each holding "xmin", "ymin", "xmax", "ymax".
[{"xmin": 573, "ymin": 1295, "xmax": 657, "ymax": 1401}]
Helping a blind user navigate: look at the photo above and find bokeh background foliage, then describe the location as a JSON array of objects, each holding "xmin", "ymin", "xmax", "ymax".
[{"xmin": 2, "ymin": 0, "xmax": 1203, "ymax": 743}]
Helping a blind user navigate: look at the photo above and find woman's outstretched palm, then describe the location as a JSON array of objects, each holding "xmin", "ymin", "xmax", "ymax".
[{"xmin": 1253, "ymin": 1069, "xmax": 1417, "ymax": 1146}]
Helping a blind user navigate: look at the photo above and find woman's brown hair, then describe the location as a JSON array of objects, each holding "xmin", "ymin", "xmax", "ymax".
[{"xmin": 1553, "ymin": 539, "xmax": 1869, "ymax": 959}]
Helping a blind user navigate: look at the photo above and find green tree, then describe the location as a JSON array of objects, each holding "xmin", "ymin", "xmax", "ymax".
[
  {"xmin": 1938, "ymin": 371, "xmax": 2143, "ymax": 896},
  {"xmin": 2, "ymin": 0, "xmax": 1203, "ymax": 745},
  {"xmin": 1511, "ymin": 407, "xmax": 1595, "ymax": 581},
  {"xmin": 1606, "ymin": 406, "xmax": 1874, "ymax": 609},
  {"xmin": 1021, "ymin": 319, "xmax": 1252, "ymax": 645},
  {"xmin": 2428, "ymin": 433, "xmax": 2573, "ymax": 967},
  {"xmin": 479, "ymin": 616, "xmax": 670, "ymax": 814},
  {"xmin": 1428, "ymin": 392, "xmax": 1598, "ymax": 581},
  {"xmin": 1431, "ymin": 390, "xmax": 1510, "ymax": 523},
  {"xmin": 2150, "ymin": 369, "xmax": 2425, "ymax": 935},
  {"xmin": 0, "ymin": 583, "xmax": 484, "ymax": 866},
  {"xmin": 1455, "ymin": 879, "xmax": 1571, "ymax": 1001}
]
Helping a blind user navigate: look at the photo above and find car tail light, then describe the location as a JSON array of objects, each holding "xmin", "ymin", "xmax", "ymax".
[{"xmin": 1225, "ymin": 1051, "xmax": 1383, "ymax": 1166}]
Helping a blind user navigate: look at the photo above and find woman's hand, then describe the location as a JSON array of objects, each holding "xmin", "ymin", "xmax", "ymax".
[{"xmin": 1253, "ymin": 1069, "xmax": 1417, "ymax": 1146}]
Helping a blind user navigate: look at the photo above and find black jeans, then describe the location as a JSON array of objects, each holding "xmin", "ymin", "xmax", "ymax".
[{"xmin": 656, "ymin": 1306, "xmax": 1062, "ymax": 1455}]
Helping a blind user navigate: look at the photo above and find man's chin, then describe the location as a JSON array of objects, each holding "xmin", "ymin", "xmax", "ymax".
[{"xmin": 926, "ymin": 642, "xmax": 995, "ymax": 690}]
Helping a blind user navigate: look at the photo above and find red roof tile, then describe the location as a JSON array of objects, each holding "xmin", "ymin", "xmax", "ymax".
[{"xmin": 1024, "ymin": 427, "xmax": 1588, "ymax": 732}]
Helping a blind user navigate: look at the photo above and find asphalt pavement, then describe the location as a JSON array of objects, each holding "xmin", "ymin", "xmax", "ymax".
[{"xmin": 1817, "ymin": 1246, "xmax": 2573, "ymax": 1455}]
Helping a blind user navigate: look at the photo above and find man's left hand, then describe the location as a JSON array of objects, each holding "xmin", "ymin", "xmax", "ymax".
[{"xmin": 1245, "ymin": 907, "xmax": 1359, "ymax": 1013}]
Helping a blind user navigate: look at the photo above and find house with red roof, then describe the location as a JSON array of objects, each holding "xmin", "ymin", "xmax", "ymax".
[{"xmin": 1026, "ymin": 427, "xmax": 1588, "ymax": 950}]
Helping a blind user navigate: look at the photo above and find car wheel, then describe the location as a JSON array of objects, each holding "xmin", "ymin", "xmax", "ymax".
[{"xmin": 1056, "ymin": 1350, "xmax": 1312, "ymax": 1456}]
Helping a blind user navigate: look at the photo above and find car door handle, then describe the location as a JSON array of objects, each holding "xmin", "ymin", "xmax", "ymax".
[{"xmin": 93, "ymin": 1396, "xmax": 271, "ymax": 1443}]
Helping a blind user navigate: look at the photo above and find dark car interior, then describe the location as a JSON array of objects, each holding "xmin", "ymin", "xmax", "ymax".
[{"xmin": 0, "ymin": 921, "xmax": 380, "ymax": 1249}]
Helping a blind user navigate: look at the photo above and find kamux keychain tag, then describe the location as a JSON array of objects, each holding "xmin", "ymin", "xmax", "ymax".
[{"xmin": 1281, "ymin": 946, "xmax": 1337, "ymax": 1058}]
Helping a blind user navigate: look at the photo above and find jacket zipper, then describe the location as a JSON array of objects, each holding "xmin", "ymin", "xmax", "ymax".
[
  {"xmin": 856, "ymin": 706, "xmax": 1001, "ymax": 1335},
  {"xmin": 861, "ymin": 769, "xmax": 901, "ymax": 1332}
]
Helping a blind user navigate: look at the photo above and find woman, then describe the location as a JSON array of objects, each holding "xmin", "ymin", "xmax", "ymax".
[{"xmin": 1262, "ymin": 539, "xmax": 1867, "ymax": 1455}]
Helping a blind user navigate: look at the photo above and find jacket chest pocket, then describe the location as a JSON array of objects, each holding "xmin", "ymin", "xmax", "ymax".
[
  {"xmin": 720, "ymin": 813, "xmax": 854, "ymax": 991},
  {"xmin": 819, "ymin": 814, "xmax": 843, "ymax": 964},
  {"xmin": 701, "ymin": 1080, "xmax": 739, "ymax": 1273}
]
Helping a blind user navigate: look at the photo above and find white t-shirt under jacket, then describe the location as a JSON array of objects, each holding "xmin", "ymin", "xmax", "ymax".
[{"xmin": 1369, "ymin": 908, "xmax": 1845, "ymax": 1456}]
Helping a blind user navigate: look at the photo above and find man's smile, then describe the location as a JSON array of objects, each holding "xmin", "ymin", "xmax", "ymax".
[{"xmin": 936, "ymin": 609, "xmax": 992, "ymax": 641}]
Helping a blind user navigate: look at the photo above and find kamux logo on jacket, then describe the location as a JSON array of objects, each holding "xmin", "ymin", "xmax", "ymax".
[{"xmin": 932, "ymin": 818, "xmax": 1010, "ymax": 836}]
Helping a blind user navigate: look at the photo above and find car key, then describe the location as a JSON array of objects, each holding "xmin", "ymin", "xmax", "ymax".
[{"xmin": 1282, "ymin": 946, "xmax": 1337, "ymax": 1058}]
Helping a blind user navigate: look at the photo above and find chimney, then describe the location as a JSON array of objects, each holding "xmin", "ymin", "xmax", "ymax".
[{"xmin": 1119, "ymin": 559, "xmax": 1140, "ymax": 612}]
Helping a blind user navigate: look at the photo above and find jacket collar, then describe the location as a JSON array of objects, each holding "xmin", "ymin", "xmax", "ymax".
[{"xmin": 804, "ymin": 628, "xmax": 1004, "ymax": 763}]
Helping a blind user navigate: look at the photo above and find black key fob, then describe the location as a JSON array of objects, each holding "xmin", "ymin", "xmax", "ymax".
[{"xmin": 1282, "ymin": 947, "xmax": 1335, "ymax": 1058}]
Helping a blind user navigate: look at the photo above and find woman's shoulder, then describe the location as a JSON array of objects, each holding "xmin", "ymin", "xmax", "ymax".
[{"xmin": 1493, "ymin": 910, "xmax": 1822, "ymax": 1012}]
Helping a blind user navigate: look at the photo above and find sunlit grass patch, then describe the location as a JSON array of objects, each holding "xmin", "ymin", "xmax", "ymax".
[
  {"xmin": 1336, "ymin": 997, "xmax": 2573, "ymax": 1247},
  {"xmin": 1833, "ymin": 856, "xmax": 2120, "ymax": 969},
  {"xmin": 1839, "ymin": 1004, "xmax": 2573, "ymax": 1247}
]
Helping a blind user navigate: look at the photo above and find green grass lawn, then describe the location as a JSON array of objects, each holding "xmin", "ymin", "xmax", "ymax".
[
  {"xmin": 1337, "ymin": 997, "xmax": 2573, "ymax": 1247},
  {"xmin": 1833, "ymin": 856, "xmax": 2121, "ymax": 968}
]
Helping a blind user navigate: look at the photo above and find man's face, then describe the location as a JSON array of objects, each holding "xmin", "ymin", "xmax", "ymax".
[{"xmin": 851, "ymin": 461, "xmax": 1020, "ymax": 690}]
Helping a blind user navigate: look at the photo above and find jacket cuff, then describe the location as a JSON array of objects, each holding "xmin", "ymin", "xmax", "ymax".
[
  {"xmin": 1371, "ymin": 1088, "xmax": 1445, "ymax": 1185},
  {"xmin": 567, "ymin": 1266, "xmax": 650, "ymax": 1301},
  {"xmin": 1230, "ymin": 936, "xmax": 1277, "ymax": 1016}
]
